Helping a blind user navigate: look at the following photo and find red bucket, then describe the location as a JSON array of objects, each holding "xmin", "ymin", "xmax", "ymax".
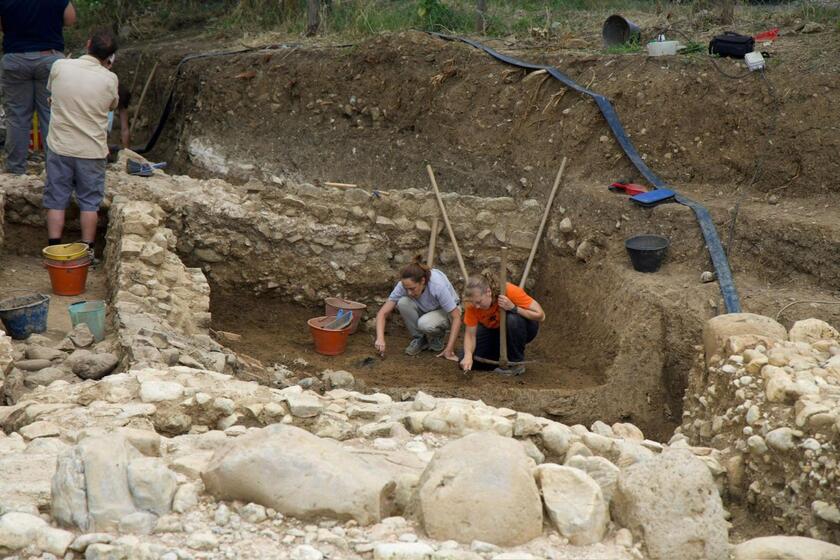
[
  {"xmin": 44, "ymin": 257, "xmax": 90, "ymax": 296},
  {"xmin": 308, "ymin": 316, "xmax": 351, "ymax": 356}
]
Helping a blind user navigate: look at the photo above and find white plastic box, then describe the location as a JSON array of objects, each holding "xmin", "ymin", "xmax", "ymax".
[{"xmin": 646, "ymin": 40, "xmax": 683, "ymax": 56}]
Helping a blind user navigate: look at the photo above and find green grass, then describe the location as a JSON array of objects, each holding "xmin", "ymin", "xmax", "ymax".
[
  {"xmin": 67, "ymin": 0, "xmax": 839, "ymax": 44},
  {"xmin": 605, "ymin": 39, "xmax": 642, "ymax": 54}
]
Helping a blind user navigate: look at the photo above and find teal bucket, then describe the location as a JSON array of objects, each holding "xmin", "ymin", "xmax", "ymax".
[
  {"xmin": 68, "ymin": 300, "xmax": 106, "ymax": 342},
  {"xmin": 0, "ymin": 292, "xmax": 50, "ymax": 340}
]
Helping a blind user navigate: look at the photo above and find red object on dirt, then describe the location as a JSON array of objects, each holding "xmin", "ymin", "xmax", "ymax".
[
  {"xmin": 754, "ymin": 28, "xmax": 779, "ymax": 42},
  {"xmin": 609, "ymin": 182, "xmax": 648, "ymax": 196},
  {"xmin": 308, "ymin": 316, "xmax": 351, "ymax": 356}
]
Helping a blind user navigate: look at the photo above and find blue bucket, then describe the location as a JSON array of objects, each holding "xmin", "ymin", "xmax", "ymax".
[
  {"xmin": 68, "ymin": 300, "xmax": 106, "ymax": 342},
  {"xmin": 0, "ymin": 292, "xmax": 50, "ymax": 340}
]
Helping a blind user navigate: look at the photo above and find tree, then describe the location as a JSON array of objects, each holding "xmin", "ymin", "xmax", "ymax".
[
  {"xmin": 476, "ymin": 0, "xmax": 487, "ymax": 33},
  {"xmin": 306, "ymin": 0, "xmax": 320, "ymax": 36}
]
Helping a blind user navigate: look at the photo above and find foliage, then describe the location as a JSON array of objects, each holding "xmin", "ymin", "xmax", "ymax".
[
  {"xmin": 66, "ymin": 0, "xmax": 840, "ymax": 42},
  {"xmin": 605, "ymin": 38, "xmax": 642, "ymax": 54}
]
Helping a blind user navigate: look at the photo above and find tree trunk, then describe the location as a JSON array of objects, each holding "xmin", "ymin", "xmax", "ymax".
[
  {"xmin": 718, "ymin": 0, "xmax": 734, "ymax": 25},
  {"xmin": 306, "ymin": 0, "xmax": 320, "ymax": 36},
  {"xmin": 476, "ymin": 0, "xmax": 487, "ymax": 34}
]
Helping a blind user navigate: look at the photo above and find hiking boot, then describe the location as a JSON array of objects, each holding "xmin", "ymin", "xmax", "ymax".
[
  {"xmin": 404, "ymin": 336, "xmax": 428, "ymax": 356},
  {"xmin": 427, "ymin": 335, "xmax": 445, "ymax": 353},
  {"xmin": 493, "ymin": 364, "xmax": 526, "ymax": 376}
]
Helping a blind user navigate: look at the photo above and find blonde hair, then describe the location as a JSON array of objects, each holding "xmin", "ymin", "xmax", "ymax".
[{"xmin": 465, "ymin": 272, "xmax": 499, "ymax": 300}]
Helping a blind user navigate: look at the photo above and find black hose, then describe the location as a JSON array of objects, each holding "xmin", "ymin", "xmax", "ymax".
[{"xmin": 431, "ymin": 32, "xmax": 741, "ymax": 313}]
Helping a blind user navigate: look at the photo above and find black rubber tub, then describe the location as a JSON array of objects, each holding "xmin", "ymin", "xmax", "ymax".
[{"xmin": 625, "ymin": 235, "xmax": 670, "ymax": 273}]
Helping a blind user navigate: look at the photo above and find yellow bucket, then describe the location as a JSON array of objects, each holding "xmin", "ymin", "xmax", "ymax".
[{"xmin": 42, "ymin": 243, "xmax": 89, "ymax": 262}]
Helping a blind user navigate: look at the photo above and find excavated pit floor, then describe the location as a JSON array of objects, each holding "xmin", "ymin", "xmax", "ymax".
[{"xmin": 211, "ymin": 291, "xmax": 605, "ymax": 401}]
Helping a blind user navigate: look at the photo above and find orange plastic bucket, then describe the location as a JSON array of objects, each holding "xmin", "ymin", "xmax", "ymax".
[
  {"xmin": 308, "ymin": 316, "xmax": 351, "ymax": 356},
  {"xmin": 44, "ymin": 258, "xmax": 90, "ymax": 296}
]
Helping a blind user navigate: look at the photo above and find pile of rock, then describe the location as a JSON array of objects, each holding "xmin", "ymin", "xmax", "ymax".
[
  {"xmin": 681, "ymin": 313, "xmax": 840, "ymax": 543},
  {"xmin": 3, "ymin": 326, "xmax": 118, "ymax": 404},
  {"xmin": 0, "ymin": 357, "xmax": 778, "ymax": 560}
]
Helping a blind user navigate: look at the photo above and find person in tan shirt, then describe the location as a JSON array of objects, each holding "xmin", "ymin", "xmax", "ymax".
[{"xmin": 43, "ymin": 28, "xmax": 118, "ymax": 250}]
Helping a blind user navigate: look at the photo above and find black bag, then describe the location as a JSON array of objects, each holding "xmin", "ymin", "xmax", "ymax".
[{"xmin": 709, "ymin": 31, "xmax": 755, "ymax": 58}]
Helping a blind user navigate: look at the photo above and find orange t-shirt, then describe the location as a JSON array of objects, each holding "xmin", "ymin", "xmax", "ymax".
[{"xmin": 464, "ymin": 283, "xmax": 534, "ymax": 329}]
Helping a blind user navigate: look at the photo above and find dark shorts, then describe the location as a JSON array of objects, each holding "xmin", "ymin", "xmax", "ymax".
[{"xmin": 43, "ymin": 151, "xmax": 106, "ymax": 212}]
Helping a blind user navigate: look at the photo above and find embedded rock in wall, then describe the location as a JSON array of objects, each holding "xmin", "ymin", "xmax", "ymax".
[{"xmin": 682, "ymin": 317, "xmax": 840, "ymax": 541}]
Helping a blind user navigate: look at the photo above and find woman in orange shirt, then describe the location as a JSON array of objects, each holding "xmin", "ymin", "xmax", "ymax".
[{"xmin": 460, "ymin": 272, "xmax": 545, "ymax": 376}]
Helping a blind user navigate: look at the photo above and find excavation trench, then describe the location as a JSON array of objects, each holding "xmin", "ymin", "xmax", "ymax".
[{"xmin": 206, "ymin": 233, "xmax": 679, "ymax": 440}]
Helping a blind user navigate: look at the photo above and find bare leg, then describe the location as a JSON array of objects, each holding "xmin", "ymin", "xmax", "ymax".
[
  {"xmin": 80, "ymin": 211, "xmax": 98, "ymax": 244},
  {"xmin": 46, "ymin": 209, "xmax": 65, "ymax": 240}
]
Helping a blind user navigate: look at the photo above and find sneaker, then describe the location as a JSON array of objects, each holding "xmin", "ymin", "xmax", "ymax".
[
  {"xmin": 427, "ymin": 335, "xmax": 445, "ymax": 353},
  {"xmin": 404, "ymin": 336, "xmax": 428, "ymax": 356},
  {"xmin": 493, "ymin": 365, "xmax": 526, "ymax": 376}
]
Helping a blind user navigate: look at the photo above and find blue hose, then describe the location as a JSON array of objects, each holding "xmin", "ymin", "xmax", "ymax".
[{"xmin": 432, "ymin": 33, "xmax": 741, "ymax": 313}]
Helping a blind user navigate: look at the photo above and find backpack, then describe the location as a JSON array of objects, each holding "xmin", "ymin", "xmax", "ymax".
[{"xmin": 709, "ymin": 31, "xmax": 755, "ymax": 59}]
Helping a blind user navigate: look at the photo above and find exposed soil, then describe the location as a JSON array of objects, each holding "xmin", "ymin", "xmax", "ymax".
[
  {"xmin": 210, "ymin": 290, "xmax": 616, "ymax": 412},
  {"xmin": 123, "ymin": 29, "xmax": 840, "ymax": 204}
]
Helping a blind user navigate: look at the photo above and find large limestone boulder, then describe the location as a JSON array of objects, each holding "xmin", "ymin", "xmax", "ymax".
[
  {"xmin": 789, "ymin": 319, "xmax": 839, "ymax": 344},
  {"xmin": 202, "ymin": 424, "xmax": 395, "ymax": 525},
  {"xmin": 612, "ymin": 449, "xmax": 729, "ymax": 560},
  {"xmin": 53, "ymin": 435, "xmax": 137, "ymax": 531},
  {"xmin": 703, "ymin": 313, "xmax": 787, "ymax": 362},
  {"xmin": 535, "ymin": 464, "xmax": 608, "ymax": 545},
  {"xmin": 415, "ymin": 431, "xmax": 542, "ymax": 546},
  {"xmin": 52, "ymin": 434, "xmax": 177, "ymax": 532},
  {"xmin": 732, "ymin": 536, "xmax": 840, "ymax": 560}
]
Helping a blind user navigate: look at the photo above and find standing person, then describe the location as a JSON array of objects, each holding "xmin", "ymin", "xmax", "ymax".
[
  {"xmin": 0, "ymin": 0, "xmax": 76, "ymax": 174},
  {"xmin": 43, "ymin": 29, "xmax": 119, "ymax": 250},
  {"xmin": 375, "ymin": 257, "xmax": 462, "ymax": 359},
  {"xmin": 103, "ymin": 52, "xmax": 132, "ymax": 151},
  {"xmin": 460, "ymin": 272, "xmax": 545, "ymax": 376},
  {"xmin": 115, "ymin": 83, "xmax": 132, "ymax": 150}
]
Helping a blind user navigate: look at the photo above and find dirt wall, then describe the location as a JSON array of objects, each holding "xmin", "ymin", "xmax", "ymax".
[{"xmin": 124, "ymin": 31, "xmax": 840, "ymax": 202}]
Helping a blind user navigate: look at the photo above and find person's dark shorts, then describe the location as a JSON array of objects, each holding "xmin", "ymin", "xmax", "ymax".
[{"xmin": 43, "ymin": 151, "xmax": 106, "ymax": 212}]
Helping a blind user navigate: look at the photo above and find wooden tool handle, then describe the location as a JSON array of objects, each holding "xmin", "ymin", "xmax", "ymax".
[
  {"xmin": 427, "ymin": 165, "xmax": 469, "ymax": 284},
  {"xmin": 499, "ymin": 246, "xmax": 508, "ymax": 367},
  {"xmin": 520, "ymin": 156, "xmax": 567, "ymax": 288},
  {"xmin": 427, "ymin": 216, "xmax": 439, "ymax": 267}
]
